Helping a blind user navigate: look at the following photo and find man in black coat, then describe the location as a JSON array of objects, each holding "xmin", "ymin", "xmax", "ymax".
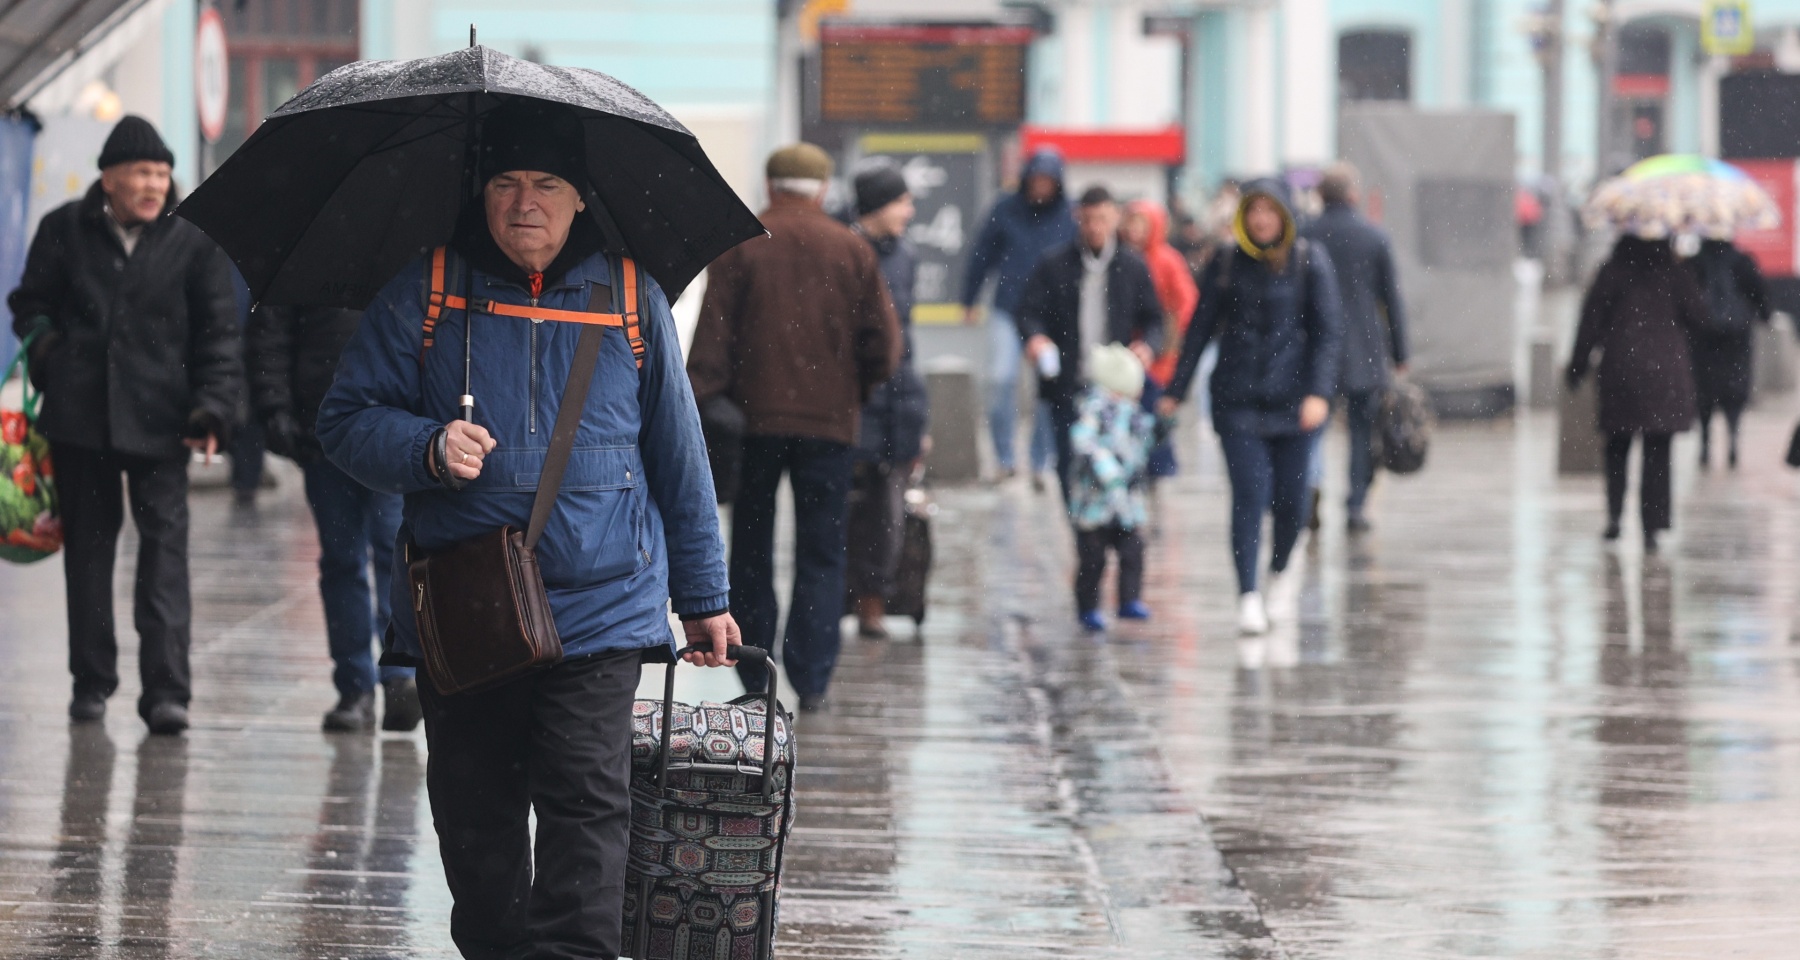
[
  {"xmin": 1300, "ymin": 163, "xmax": 1409, "ymax": 532},
  {"xmin": 846, "ymin": 161, "xmax": 930, "ymax": 639},
  {"xmin": 247, "ymin": 304, "xmax": 419, "ymax": 733},
  {"xmin": 8, "ymin": 115, "xmax": 241, "ymax": 734},
  {"xmin": 1018, "ymin": 185, "xmax": 1164, "ymax": 502}
]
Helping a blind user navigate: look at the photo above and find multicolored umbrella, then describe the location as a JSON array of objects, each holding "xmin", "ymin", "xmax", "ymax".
[{"xmin": 1583, "ymin": 155, "xmax": 1781, "ymax": 239}]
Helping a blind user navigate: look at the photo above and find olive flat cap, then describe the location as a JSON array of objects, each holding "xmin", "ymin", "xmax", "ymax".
[{"xmin": 766, "ymin": 143, "xmax": 833, "ymax": 181}]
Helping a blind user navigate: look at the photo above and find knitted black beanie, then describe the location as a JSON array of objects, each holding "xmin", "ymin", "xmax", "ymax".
[
  {"xmin": 854, "ymin": 163, "xmax": 908, "ymax": 217},
  {"xmin": 97, "ymin": 115, "xmax": 174, "ymax": 169}
]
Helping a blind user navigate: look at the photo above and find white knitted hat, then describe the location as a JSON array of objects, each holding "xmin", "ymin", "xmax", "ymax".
[{"xmin": 1086, "ymin": 343, "xmax": 1145, "ymax": 401}]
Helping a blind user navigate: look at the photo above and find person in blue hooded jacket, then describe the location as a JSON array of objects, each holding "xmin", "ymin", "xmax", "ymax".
[
  {"xmin": 316, "ymin": 101, "xmax": 740, "ymax": 960},
  {"xmin": 962, "ymin": 148, "xmax": 1076, "ymax": 486},
  {"xmin": 1160, "ymin": 179, "xmax": 1344, "ymax": 638}
]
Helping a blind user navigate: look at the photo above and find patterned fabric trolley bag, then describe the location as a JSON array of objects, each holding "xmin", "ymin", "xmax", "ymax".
[{"xmin": 624, "ymin": 644, "xmax": 795, "ymax": 960}]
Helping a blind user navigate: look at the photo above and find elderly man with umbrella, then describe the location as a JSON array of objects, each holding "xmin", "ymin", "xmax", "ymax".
[{"xmin": 182, "ymin": 48, "xmax": 764, "ymax": 958}]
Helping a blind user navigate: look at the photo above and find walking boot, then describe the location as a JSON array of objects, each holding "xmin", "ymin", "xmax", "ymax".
[
  {"xmin": 381, "ymin": 677, "xmax": 423, "ymax": 732},
  {"xmin": 855, "ymin": 595, "xmax": 889, "ymax": 640},
  {"xmin": 69, "ymin": 692, "xmax": 106, "ymax": 723},
  {"xmin": 1307, "ymin": 488, "xmax": 1322, "ymax": 532},
  {"xmin": 145, "ymin": 702, "xmax": 189, "ymax": 736},
  {"xmin": 322, "ymin": 691, "xmax": 376, "ymax": 732}
]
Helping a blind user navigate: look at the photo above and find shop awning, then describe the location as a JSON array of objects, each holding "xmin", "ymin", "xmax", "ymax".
[{"xmin": 0, "ymin": 0, "xmax": 157, "ymax": 108}]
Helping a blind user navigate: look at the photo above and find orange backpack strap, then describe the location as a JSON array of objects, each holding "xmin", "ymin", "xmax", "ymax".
[{"xmin": 420, "ymin": 251, "xmax": 645, "ymax": 369}]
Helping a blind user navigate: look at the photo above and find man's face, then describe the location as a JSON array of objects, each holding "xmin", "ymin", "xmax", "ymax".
[
  {"xmin": 484, "ymin": 170, "xmax": 586, "ymax": 271},
  {"xmin": 864, "ymin": 193, "xmax": 915, "ymax": 239},
  {"xmin": 1244, "ymin": 197, "xmax": 1286, "ymax": 247},
  {"xmin": 1121, "ymin": 210, "xmax": 1151, "ymax": 250},
  {"xmin": 1076, "ymin": 201, "xmax": 1118, "ymax": 252},
  {"xmin": 1023, "ymin": 173, "xmax": 1058, "ymax": 204},
  {"xmin": 100, "ymin": 161, "xmax": 172, "ymax": 225}
]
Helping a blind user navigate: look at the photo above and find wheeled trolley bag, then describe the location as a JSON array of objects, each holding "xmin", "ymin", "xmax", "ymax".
[
  {"xmin": 885, "ymin": 484, "xmax": 934, "ymax": 630},
  {"xmin": 623, "ymin": 644, "xmax": 795, "ymax": 960}
]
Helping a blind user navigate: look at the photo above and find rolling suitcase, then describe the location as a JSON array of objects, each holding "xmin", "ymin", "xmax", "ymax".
[
  {"xmin": 623, "ymin": 644, "xmax": 795, "ymax": 960},
  {"xmin": 885, "ymin": 484, "xmax": 934, "ymax": 631}
]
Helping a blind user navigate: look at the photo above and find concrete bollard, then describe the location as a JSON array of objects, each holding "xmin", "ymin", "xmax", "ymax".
[{"xmin": 921, "ymin": 356, "xmax": 981, "ymax": 484}]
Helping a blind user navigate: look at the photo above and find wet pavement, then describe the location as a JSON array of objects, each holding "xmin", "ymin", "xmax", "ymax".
[{"xmin": 4, "ymin": 407, "xmax": 1800, "ymax": 957}]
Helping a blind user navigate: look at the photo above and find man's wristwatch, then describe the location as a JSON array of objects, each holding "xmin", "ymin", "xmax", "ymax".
[{"xmin": 430, "ymin": 427, "xmax": 468, "ymax": 491}]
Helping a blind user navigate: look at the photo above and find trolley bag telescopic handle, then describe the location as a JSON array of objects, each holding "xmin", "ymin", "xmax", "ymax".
[{"xmin": 668, "ymin": 644, "xmax": 778, "ymax": 800}]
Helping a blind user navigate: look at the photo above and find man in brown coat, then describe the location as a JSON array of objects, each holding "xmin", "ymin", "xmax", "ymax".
[{"xmin": 689, "ymin": 143, "xmax": 901, "ymax": 711}]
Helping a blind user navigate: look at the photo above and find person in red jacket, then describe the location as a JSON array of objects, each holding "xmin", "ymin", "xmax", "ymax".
[
  {"xmin": 1123, "ymin": 200, "xmax": 1199, "ymax": 387},
  {"xmin": 1122, "ymin": 199, "xmax": 1198, "ymax": 481}
]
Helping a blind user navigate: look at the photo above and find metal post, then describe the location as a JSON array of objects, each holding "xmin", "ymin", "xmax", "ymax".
[
  {"xmin": 1593, "ymin": 0, "xmax": 1619, "ymax": 178},
  {"xmin": 1539, "ymin": 0, "xmax": 1570, "ymax": 284}
]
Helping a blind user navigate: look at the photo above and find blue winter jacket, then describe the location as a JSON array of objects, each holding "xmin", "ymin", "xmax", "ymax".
[
  {"xmin": 317, "ymin": 250, "xmax": 728, "ymax": 662},
  {"xmin": 960, "ymin": 149, "xmax": 1076, "ymax": 316}
]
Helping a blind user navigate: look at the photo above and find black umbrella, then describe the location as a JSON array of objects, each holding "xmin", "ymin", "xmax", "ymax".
[{"xmin": 177, "ymin": 43, "xmax": 764, "ymax": 308}]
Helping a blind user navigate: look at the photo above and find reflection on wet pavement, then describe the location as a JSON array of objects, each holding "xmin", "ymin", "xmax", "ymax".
[{"xmin": 2, "ymin": 409, "xmax": 1799, "ymax": 957}]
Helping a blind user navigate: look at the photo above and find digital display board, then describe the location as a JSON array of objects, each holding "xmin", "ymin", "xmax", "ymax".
[{"xmin": 820, "ymin": 24, "xmax": 1031, "ymax": 127}]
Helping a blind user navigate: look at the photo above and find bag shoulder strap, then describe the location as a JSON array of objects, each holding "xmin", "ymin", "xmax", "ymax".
[
  {"xmin": 525, "ymin": 257, "xmax": 629, "ymax": 550},
  {"xmin": 420, "ymin": 247, "xmax": 645, "ymax": 369}
]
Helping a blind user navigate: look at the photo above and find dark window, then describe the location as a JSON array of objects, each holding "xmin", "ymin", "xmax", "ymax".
[
  {"xmin": 1720, "ymin": 72, "xmax": 1800, "ymax": 159},
  {"xmin": 1339, "ymin": 30, "xmax": 1411, "ymax": 101},
  {"xmin": 211, "ymin": 0, "xmax": 358, "ymax": 168},
  {"xmin": 1618, "ymin": 23, "xmax": 1671, "ymax": 77}
]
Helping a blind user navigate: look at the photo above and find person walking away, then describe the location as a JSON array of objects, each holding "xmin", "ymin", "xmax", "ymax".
[
  {"xmin": 317, "ymin": 100, "xmax": 743, "ymax": 959},
  {"xmin": 846, "ymin": 161, "xmax": 930, "ymax": 640},
  {"xmin": 248, "ymin": 303, "xmax": 420, "ymax": 732},
  {"xmin": 1568, "ymin": 234, "xmax": 1705, "ymax": 552},
  {"xmin": 8, "ymin": 115, "xmax": 241, "ymax": 735},
  {"xmin": 226, "ymin": 269, "xmax": 269, "ymax": 507},
  {"xmin": 1017, "ymin": 186, "xmax": 1165, "ymax": 502},
  {"xmin": 1300, "ymin": 162, "xmax": 1410, "ymax": 533},
  {"xmin": 962, "ymin": 148, "xmax": 1076, "ymax": 487},
  {"xmin": 1159, "ymin": 179, "xmax": 1344, "ymax": 636},
  {"xmin": 1068, "ymin": 344, "xmax": 1173, "ymax": 632},
  {"xmin": 1682, "ymin": 236, "xmax": 1771, "ymax": 468},
  {"xmin": 689, "ymin": 143, "xmax": 902, "ymax": 712},
  {"xmin": 1121, "ymin": 199, "xmax": 1198, "ymax": 483}
]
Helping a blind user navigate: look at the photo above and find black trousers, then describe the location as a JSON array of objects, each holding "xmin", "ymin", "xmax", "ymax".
[
  {"xmin": 1046, "ymin": 392, "xmax": 1079, "ymax": 506},
  {"xmin": 730, "ymin": 435, "xmax": 853, "ymax": 700},
  {"xmin": 1074, "ymin": 522, "xmax": 1146, "ymax": 613},
  {"xmin": 846, "ymin": 460, "xmax": 907, "ymax": 601},
  {"xmin": 418, "ymin": 648, "xmax": 641, "ymax": 960},
  {"xmin": 1604, "ymin": 432, "xmax": 1673, "ymax": 533},
  {"xmin": 53, "ymin": 443, "xmax": 193, "ymax": 716}
]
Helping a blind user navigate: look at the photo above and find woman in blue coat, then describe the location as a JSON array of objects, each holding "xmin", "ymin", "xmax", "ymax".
[
  {"xmin": 1160, "ymin": 179, "xmax": 1345, "ymax": 636},
  {"xmin": 316, "ymin": 102, "xmax": 740, "ymax": 959}
]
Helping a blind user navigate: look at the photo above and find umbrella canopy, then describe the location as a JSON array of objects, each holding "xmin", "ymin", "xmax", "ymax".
[
  {"xmin": 1582, "ymin": 154, "xmax": 1780, "ymax": 240},
  {"xmin": 177, "ymin": 44, "xmax": 764, "ymax": 308}
]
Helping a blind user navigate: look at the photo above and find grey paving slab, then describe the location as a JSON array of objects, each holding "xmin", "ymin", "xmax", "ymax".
[{"xmin": 2, "ymin": 407, "xmax": 1800, "ymax": 957}]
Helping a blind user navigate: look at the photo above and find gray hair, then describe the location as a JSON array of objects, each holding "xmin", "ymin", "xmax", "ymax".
[{"xmin": 769, "ymin": 177, "xmax": 825, "ymax": 198}]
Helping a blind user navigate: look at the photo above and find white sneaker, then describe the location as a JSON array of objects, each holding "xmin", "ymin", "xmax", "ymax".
[
  {"xmin": 1237, "ymin": 592, "xmax": 1269, "ymax": 636},
  {"xmin": 1265, "ymin": 570, "xmax": 1302, "ymax": 623}
]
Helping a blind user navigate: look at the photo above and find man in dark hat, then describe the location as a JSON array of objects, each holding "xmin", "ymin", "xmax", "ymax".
[
  {"xmin": 688, "ymin": 144, "xmax": 901, "ymax": 712},
  {"xmin": 845, "ymin": 159, "xmax": 929, "ymax": 639},
  {"xmin": 9, "ymin": 114, "xmax": 241, "ymax": 736},
  {"xmin": 318, "ymin": 98, "xmax": 741, "ymax": 960}
]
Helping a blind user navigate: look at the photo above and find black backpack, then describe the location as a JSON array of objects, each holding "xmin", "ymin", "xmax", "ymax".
[
  {"xmin": 1698, "ymin": 257, "xmax": 1755, "ymax": 335},
  {"xmin": 1373, "ymin": 379, "xmax": 1433, "ymax": 474}
]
